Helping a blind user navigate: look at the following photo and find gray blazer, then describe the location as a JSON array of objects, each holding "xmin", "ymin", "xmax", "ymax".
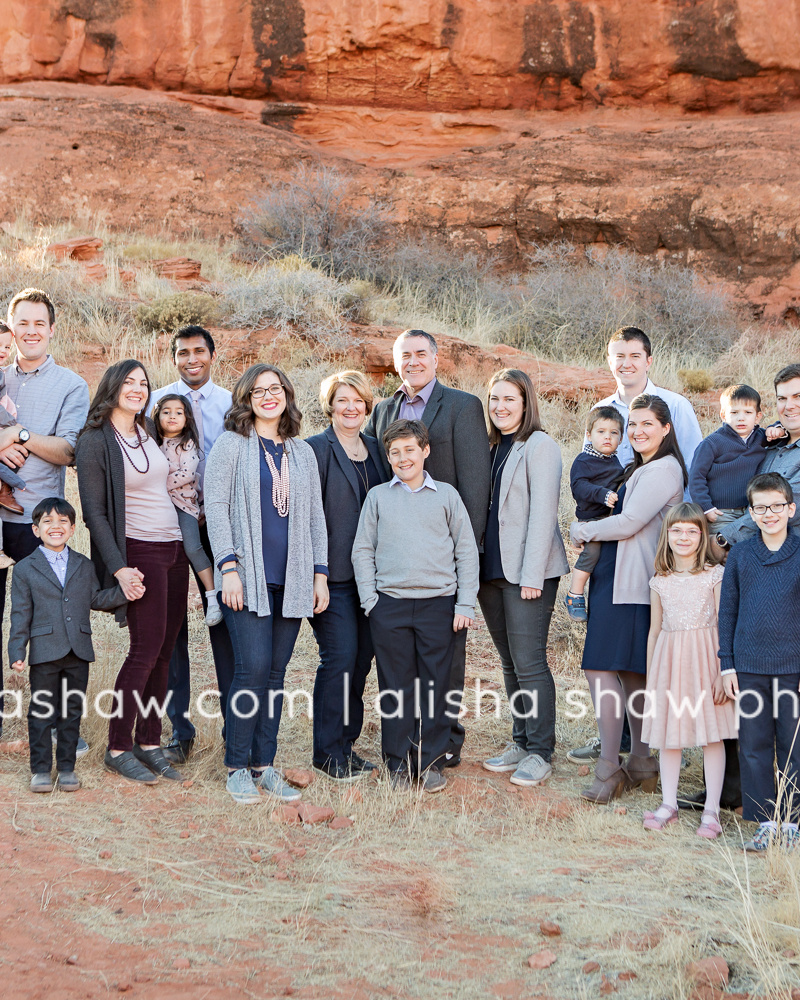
[
  {"xmin": 204, "ymin": 430, "xmax": 328, "ymax": 618},
  {"xmin": 364, "ymin": 380, "xmax": 491, "ymax": 543},
  {"xmin": 493, "ymin": 432, "xmax": 569, "ymax": 589},
  {"xmin": 8, "ymin": 547, "xmax": 125, "ymax": 665}
]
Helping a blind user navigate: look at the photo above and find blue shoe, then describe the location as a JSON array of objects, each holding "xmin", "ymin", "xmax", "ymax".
[
  {"xmin": 564, "ymin": 593, "xmax": 588, "ymax": 622},
  {"xmin": 253, "ymin": 766, "xmax": 302, "ymax": 802},
  {"xmin": 226, "ymin": 768, "xmax": 261, "ymax": 804},
  {"xmin": 744, "ymin": 822, "xmax": 777, "ymax": 853}
]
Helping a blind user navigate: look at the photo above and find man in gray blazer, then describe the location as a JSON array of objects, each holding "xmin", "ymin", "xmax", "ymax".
[{"xmin": 365, "ymin": 330, "xmax": 491, "ymax": 765}]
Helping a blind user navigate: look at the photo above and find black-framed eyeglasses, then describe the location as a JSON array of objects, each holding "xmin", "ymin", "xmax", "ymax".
[
  {"xmin": 750, "ymin": 502, "xmax": 791, "ymax": 515},
  {"xmin": 250, "ymin": 385, "xmax": 284, "ymax": 399}
]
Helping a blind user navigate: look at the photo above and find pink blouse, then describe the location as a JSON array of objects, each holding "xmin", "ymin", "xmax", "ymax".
[{"xmin": 160, "ymin": 437, "xmax": 201, "ymax": 519}]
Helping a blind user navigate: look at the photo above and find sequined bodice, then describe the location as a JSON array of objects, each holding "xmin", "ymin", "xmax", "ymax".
[{"xmin": 650, "ymin": 565, "xmax": 724, "ymax": 632}]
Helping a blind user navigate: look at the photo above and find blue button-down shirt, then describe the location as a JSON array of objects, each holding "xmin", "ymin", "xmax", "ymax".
[
  {"xmin": 389, "ymin": 471, "xmax": 438, "ymax": 494},
  {"xmin": 40, "ymin": 544, "xmax": 69, "ymax": 587}
]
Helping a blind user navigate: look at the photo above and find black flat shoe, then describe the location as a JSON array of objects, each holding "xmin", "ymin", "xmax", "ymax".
[
  {"xmin": 442, "ymin": 752, "xmax": 461, "ymax": 769},
  {"xmin": 133, "ymin": 745, "xmax": 185, "ymax": 781},
  {"xmin": 348, "ymin": 751, "xmax": 377, "ymax": 773},
  {"xmin": 313, "ymin": 759, "xmax": 368, "ymax": 782},
  {"xmin": 104, "ymin": 750, "xmax": 159, "ymax": 785},
  {"xmin": 162, "ymin": 735, "xmax": 194, "ymax": 765}
]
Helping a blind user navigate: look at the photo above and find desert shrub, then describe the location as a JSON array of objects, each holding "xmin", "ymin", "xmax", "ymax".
[
  {"xmin": 678, "ymin": 368, "xmax": 714, "ymax": 393},
  {"xmin": 135, "ymin": 292, "xmax": 220, "ymax": 334},
  {"xmin": 238, "ymin": 163, "xmax": 391, "ymax": 279}
]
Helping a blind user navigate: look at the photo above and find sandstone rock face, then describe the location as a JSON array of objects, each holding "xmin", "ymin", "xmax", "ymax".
[{"xmin": 2, "ymin": 0, "xmax": 800, "ymax": 113}]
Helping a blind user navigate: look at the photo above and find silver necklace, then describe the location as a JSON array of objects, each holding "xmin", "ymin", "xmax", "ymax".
[
  {"xmin": 352, "ymin": 457, "xmax": 369, "ymax": 494},
  {"xmin": 489, "ymin": 442, "xmax": 513, "ymax": 507}
]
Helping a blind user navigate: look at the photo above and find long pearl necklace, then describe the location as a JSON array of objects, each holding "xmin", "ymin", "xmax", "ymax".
[{"xmin": 259, "ymin": 436, "xmax": 290, "ymax": 517}]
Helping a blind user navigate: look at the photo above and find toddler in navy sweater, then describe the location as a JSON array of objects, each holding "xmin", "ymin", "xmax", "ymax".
[
  {"xmin": 689, "ymin": 384, "xmax": 768, "ymax": 537},
  {"xmin": 564, "ymin": 406, "xmax": 624, "ymax": 621},
  {"xmin": 719, "ymin": 472, "xmax": 800, "ymax": 852}
]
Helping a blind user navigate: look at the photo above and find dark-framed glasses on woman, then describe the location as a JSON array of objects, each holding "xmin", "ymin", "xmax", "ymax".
[{"xmin": 251, "ymin": 384, "xmax": 284, "ymax": 399}]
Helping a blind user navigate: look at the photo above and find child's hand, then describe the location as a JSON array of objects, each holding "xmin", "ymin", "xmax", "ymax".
[
  {"xmin": 711, "ymin": 674, "xmax": 727, "ymax": 704},
  {"xmin": 722, "ymin": 673, "xmax": 739, "ymax": 700},
  {"xmin": 520, "ymin": 587, "xmax": 541, "ymax": 600},
  {"xmin": 9, "ymin": 663, "xmax": 25, "ymax": 691},
  {"xmin": 766, "ymin": 424, "xmax": 788, "ymax": 442},
  {"xmin": 705, "ymin": 509, "xmax": 718, "ymax": 523},
  {"xmin": 453, "ymin": 615, "xmax": 474, "ymax": 632},
  {"xmin": 11, "ymin": 660, "xmax": 24, "ymax": 673},
  {"xmin": 605, "ymin": 491, "xmax": 618, "ymax": 508}
]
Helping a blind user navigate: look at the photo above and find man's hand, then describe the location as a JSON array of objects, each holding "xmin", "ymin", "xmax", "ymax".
[
  {"xmin": 722, "ymin": 673, "xmax": 739, "ymax": 700},
  {"xmin": 520, "ymin": 587, "xmax": 541, "ymax": 600},
  {"xmin": 705, "ymin": 509, "xmax": 718, "ymax": 523},
  {"xmin": 605, "ymin": 491, "xmax": 618, "ymax": 509},
  {"xmin": 453, "ymin": 615, "xmax": 474, "ymax": 632},
  {"xmin": 114, "ymin": 566, "xmax": 146, "ymax": 601},
  {"xmin": 0, "ymin": 442, "xmax": 28, "ymax": 469}
]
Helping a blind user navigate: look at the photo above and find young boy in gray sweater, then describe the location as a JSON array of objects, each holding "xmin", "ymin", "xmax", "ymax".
[{"xmin": 352, "ymin": 418, "xmax": 479, "ymax": 793}]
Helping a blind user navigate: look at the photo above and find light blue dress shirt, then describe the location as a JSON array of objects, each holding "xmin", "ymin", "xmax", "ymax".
[{"xmin": 40, "ymin": 544, "xmax": 69, "ymax": 587}]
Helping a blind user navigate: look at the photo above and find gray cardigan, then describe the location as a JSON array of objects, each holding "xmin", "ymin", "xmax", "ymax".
[
  {"xmin": 570, "ymin": 455, "xmax": 684, "ymax": 605},
  {"xmin": 204, "ymin": 430, "xmax": 328, "ymax": 618},
  {"xmin": 494, "ymin": 432, "xmax": 569, "ymax": 589}
]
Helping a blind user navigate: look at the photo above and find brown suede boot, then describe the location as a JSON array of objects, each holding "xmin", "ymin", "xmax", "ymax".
[
  {"xmin": 623, "ymin": 753, "xmax": 659, "ymax": 793},
  {"xmin": 0, "ymin": 481, "xmax": 23, "ymax": 514},
  {"xmin": 581, "ymin": 757, "xmax": 626, "ymax": 803}
]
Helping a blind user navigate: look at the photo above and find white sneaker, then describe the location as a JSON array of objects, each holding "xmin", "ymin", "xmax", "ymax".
[
  {"xmin": 509, "ymin": 753, "xmax": 553, "ymax": 787},
  {"xmin": 482, "ymin": 742, "xmax": 530, "ymax": 772},
  {"xmin": 205, "ymin": 594, "xmax": 223, "ymax": 627}
]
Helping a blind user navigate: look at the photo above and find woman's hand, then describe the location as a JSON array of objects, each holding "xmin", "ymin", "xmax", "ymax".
[
  {"xmin": 114, "ymin": 566, "xmax": 146, "ymax": 601},
  {"xmin": 221, "ymin": 563, "xmax": 243, "ymax": 611},
  {"xmin": 711, "ymin": 674, "xmax": 727, "ymax": 705},
  {"xmin": 313, "ymin": 573, "xmax": 329, "ymax": 614},
  {"xmin": 520, "ymin": 587, "xmax": 541, "ymax": 600}
]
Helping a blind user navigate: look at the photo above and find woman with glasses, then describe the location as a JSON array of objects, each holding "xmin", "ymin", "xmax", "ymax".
[
  {"xmin": 569, "ymin": 394, "xmax": 686, "ymax": 804},
  {"xmin": 204, "ymin": 364, "xmax": 329, "ymax": 804}
]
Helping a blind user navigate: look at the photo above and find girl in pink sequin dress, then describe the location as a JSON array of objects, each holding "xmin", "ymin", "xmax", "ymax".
[{"xmin": 641, "ymin": 503, "xmax": 737, "ymax": 839}]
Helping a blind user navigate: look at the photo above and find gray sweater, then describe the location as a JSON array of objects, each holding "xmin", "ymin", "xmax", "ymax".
[
  {"xmin": 204, "ymin": 430, "xmax": 328, "ymax": 618},
  {"xmin": 351, "ymin": 479, "xmax": 479, "ymax": 617}
]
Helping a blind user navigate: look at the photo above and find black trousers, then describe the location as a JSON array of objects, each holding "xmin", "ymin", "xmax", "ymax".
[
  {"xmin": 0, "ymin": 522, "xmax": 41, "ymax": 723},
  {"xmin": 166, "ymin": 520, "xmax": 235, "ymax": 742},
  {"xmin": 737, "ymin": 672, "xmax": 800, "ymax": 824},
  {"xmin": 369, "ymin": 592, "xmax": 456, "ymax": 773},
  {"xmin": 446, "ymin": 628, "xmax": 468, "ymax": 755},
  {"xmin": 28, "ymin": 653, "xmax": 89, "ymax": 773}
]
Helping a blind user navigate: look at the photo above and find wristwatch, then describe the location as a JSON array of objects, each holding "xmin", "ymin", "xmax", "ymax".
[{"xmin": 17, "ymin": 427, "xmax": 30, "ymax": 444}]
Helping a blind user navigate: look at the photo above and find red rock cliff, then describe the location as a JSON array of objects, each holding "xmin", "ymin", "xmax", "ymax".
[{"xmin": 2, "ymin": 0, "xmax": 799, "ymax": 112}]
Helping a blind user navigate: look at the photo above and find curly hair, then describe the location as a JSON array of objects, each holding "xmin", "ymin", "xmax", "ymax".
[
  {"xmin": 81, "ymin": 360, "xmax": 151, "ymax": 435},
  {"xmin": 224, "ymin": 363, "xmax": 302, "ymax": 439}
]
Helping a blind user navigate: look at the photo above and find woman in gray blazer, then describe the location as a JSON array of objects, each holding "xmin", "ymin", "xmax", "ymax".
[
  {"xmin": 204, "ymin": 364, "xmax": 329, "ymax": 806},
  {"xmin": 479, "ymin": 369, "xmax": 569, "ymax": 788}
]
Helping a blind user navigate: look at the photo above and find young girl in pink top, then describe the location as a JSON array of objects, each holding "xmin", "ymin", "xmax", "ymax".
[{"xmin": 153, "ymin": 394, "xmax": 222, "ymax": 627}]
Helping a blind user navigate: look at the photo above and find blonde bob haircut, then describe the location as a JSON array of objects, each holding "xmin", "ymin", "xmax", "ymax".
[
  {"xmin": 319, "ymin": 370, "xmax": 374, "ymax": 419},
  {"xmin": 653, "ymin": 502, "xmax": 717, "ymax": 576}
]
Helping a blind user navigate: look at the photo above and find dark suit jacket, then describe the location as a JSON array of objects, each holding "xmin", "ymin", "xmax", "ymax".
[
  {"xmin": 8, "ymin": 546, "xmax": 125, "ymax": 665},
  {"xmin": 75, "ymin": 417, "xmax": 157, "ymax": 623},
  {"xmin": 305, "ymin": 425, "xmax": 388, "ymax": 582},
  {"xmin": 364, "ymin": 380, "xmax": 491, "ymax": 543}
]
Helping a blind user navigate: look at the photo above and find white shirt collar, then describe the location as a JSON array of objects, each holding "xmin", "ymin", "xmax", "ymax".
[{"xmin": 389, "ymin": 470, "xmax": 438, "ymax": 493}]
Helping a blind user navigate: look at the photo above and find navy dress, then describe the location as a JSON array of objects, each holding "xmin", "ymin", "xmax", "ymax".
[{"xmin": 580, "ymin": 484, "xmax": 651, "ymax": 675}]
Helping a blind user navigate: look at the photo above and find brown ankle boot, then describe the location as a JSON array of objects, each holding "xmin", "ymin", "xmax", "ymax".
[
  {"xmin": 623, "ymin": 753, "xmax": 659, "ymax": 793},
  {"xmin": 581, "ymin": 757, "xmax": 626, "ymax": 803},
  {"xmin": 0, "ymin": 481, "xmax": 23, "ymax": 514}
]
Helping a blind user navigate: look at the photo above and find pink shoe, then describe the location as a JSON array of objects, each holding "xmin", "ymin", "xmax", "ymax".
[
  {"xmin": 696, "ymin": 810, "xmax": 722, "ymax": 840},
  {"xmin": 643, "ymin": 803, "xmax": 679, "ymax": 831}
]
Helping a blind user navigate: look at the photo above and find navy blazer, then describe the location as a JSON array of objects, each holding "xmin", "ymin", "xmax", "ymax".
[
  {"xmin": 8, "ymin": 547, "xmax": 125, "ymax": 665},
  {"xmin": 305, "ymin": 425, "xmax": 388, "ymax": 582}
]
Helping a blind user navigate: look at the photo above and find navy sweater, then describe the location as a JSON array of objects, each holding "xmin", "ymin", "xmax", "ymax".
[
  {"xmin": 689, "ymin": 423, "xmax": 767, "ymax": 511},
  {"xmin": 569, "ymin": 449, "xmax": 624, "ymax": 520},
  {"xmin": 718, "ymin": 528, "xmax": 800, "ymax": 675}
]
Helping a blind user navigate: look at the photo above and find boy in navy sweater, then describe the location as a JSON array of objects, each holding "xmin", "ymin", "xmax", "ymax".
[
  {"xmin": 719, "ymin": 472, "xmax": 800, "ymax": 852},
  {"xmin": 564, "ymin": 406, "xmax": 624, "ymax": 621},
  {"xmin": 689, "ymin": 384, "xmax": 767, "ymax": 537}
]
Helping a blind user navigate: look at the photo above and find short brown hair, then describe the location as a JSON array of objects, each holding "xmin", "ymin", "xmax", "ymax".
[
  {"xmin": 774, "ymin": 364, "xmax": 800, "ymax": 391},
  {"xmin": 653, "ymin": 502, "xmax": 716, "ymax": 576},
  {"xmin": 319, "ymin": 370, "xmax": 374, "ymax": 418},
  {"xmin": 747, "ymin": 472, "xmax": 794, "ymax": 506},
  {"xmin": 486, "ymin": 368, "xmax": 543, "ymax": 446},
  {"xmin": 719, "ymin": 384, "xmax": 761, "ymax": 410},
  {"xmin": 8, "ymin": 288, "xmax": 55, "ymax": 326},
  {"xmin": 383, "ymin": 418, "xmax": 429, "ymax": 452},
  {"xmin": 608, "ymin": 326, "xmax": 652, "ymax": 357},
  {"xmin": 224, "ymin": 364, "xmax": 302, "ymax": 439},
  {"xmin": 585, "ymin": 405, "xmax": 625, "ymax": 436}
]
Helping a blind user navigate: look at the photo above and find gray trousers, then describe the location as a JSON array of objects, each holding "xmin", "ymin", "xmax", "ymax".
[
  {"xmin": 176, "ymin": 508, "xmax": 212, "ymax": 576},
  {"xmin": 478, "ymin": 577, "xmax": 559, "ymax": 760}
]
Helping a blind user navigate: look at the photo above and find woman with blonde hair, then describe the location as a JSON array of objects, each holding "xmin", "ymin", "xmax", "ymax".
[{"xmin": 306, "ymin": 371, "xmax": 388, "ymax": 780}]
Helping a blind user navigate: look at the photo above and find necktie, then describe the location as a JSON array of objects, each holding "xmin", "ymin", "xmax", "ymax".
[{"xmin": 191, "ymin": 390, "xmax": 206, "ymax": 493}]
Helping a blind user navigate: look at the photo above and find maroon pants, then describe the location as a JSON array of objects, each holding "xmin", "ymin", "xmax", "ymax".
[{"xmin": 108, "ymin": 538, "xmax": 189, "ymax": 752}]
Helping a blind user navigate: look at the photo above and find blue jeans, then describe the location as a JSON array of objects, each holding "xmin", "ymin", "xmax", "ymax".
[
  {"xmin": 222, "ymin": 588, "xmax": 301, "ymax": 770},
  {"xmin": 309, "ymin": 579, "xmax": 373, "ymax": 767}
]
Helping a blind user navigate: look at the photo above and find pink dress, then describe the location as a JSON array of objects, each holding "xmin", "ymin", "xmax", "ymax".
[{"xmin": 642, "ymin": 564, "xmax": 737, "ymax": 750}]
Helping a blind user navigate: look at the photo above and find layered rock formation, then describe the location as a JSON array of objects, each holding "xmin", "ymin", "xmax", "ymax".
[{"xmin": 2, "ymin": 0, "xmax": 800, "ymax": 113}]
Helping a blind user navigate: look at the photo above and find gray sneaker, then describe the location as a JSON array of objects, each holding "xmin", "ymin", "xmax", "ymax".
[
  {"xmin": 226, "ymin": 768, "xmax": 261, "ymax": 804},
  {"xmin": 30, "ymin": 772, "xmax": 53, "ymax": 793},
  {"xmin": 254, "ymin": 766, "xmax": 302, "ymax": 802},
  {"xmin": 566, "ymin": 737, "xmax": 601, "ymax": 764},
  {"xmin": 483, "ymin": 743, "xmax": 530, "ymax": 773},
  {"xmin": 509, "ymin": 753, "xmax": 553, "ymax": 787}
]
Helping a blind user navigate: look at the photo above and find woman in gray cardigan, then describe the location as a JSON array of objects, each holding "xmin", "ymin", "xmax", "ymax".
[
  {"xmin": 570, "ymin": 395, "xmax": 686, "ymax": 804},
  {"xmin": 479, "ymin": 369, "xmax": 569, "ymax": 788},
  {"xmin": 204, "ymin": 364, "xmax": 329, "ymax": 805}
]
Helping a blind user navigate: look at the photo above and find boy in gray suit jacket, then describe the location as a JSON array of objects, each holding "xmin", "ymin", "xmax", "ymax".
[{"xmin": 9, "ymin": 498, "xmax": 125, "ymax": 793}]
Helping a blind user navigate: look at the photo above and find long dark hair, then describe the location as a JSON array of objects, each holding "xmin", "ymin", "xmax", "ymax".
[
  {"xmin": 486, "ymin": 368, "xmax": 544, "ymax": 446},
  {"xmin": 224, "ymin": 363, "xmax": 302, "ymax": 439},
  {"xmin": 621, "ymin": 394, "xmax": 688, "ymax": 486},
  {"xmin": 81, "ymin": 359, "xmax": 151, "ymax": 435},
  {"xmin": 152, "ymin": 393, "xmax": 201, "ymax": 455}
]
